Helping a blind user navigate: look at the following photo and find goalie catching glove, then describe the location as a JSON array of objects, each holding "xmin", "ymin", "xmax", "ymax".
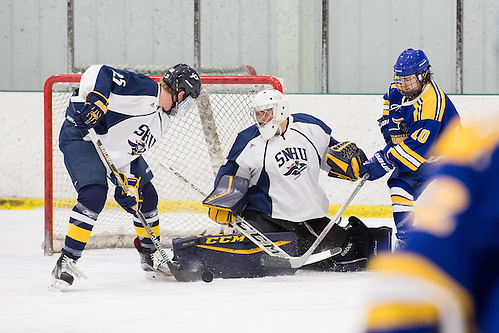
[
  {"xmin": 326, "ymin": 141, "xmax": 367, "ymax": 181},
  {"xmin": 202, "ymin": 175, "xmax": 249, "ymax": 225},
  {"xmin": 113, "ymin": 173, "xmax": 143, "ymax": 214}
]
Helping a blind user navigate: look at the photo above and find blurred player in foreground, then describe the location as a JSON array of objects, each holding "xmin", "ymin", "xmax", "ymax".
[
  {"xmin": 362, "ymin": 119, "xmax": 499, "ymax": 333},
  {"xmin": 360, "ymin": 48, "xmax": 460, "ymax": 249},
  {"xmin": 203, "ymin": 89, "xmax": 389, "ymax": 272},
  {"xmin": 49, "ymin": 64, "xmax": 201, "ymax": 290}
]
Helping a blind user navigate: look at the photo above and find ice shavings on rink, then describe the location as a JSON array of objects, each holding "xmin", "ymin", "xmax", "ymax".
[{"xmin": 0, "ymin": 208, "xmax": 394, "ymax": 333}]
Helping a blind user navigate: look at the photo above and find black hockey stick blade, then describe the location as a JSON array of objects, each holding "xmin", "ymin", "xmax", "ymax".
[{"xmin": 164, "ymin": 261, "xmax": 201, "ymax": 282}]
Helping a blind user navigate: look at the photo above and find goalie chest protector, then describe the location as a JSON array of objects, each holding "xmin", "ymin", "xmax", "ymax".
[{"xmin": 172, "ymin": 232, "xmax": 298, "ymax": 279}]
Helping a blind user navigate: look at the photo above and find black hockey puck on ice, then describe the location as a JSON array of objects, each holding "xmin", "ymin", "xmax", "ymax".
[{"xmin": 201, "ymin": 271, "xmax": 214, "ymax": 283}]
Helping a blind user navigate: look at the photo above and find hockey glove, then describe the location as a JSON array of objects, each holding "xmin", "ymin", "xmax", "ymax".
[
  {"xmin": 377, "ymin": 116, "xmax": 391, "ymax": 143},
  {"xmin": 74, "ymin": 91, "xmax": 108, "ymax": 129},
  {"xmin": 114, "ymin": 173, "xmax": 143, "ymax": 214},
  {"xmin": 326, "ymin": 141, "xmax": 367, "ymax": 181},
  {"xmin": 359, "ymin": 150, "xmax": 394, "ymax": 181}
]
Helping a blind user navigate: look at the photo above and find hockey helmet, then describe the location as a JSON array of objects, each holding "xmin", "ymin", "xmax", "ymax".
[
  {"xmin": 249, "ymin": 89, "xmax": 289, "ymax": 141},
  {"xmin": 163, "ymin": 63, "xmax": 201, "ymax": 99},
  {"xmin": 163, "ymin": 63, "xmax": 201, "ymax": 117},
  {"xmin": 393, "ymin": 49, "xmax": 432, "ymax": 99}
]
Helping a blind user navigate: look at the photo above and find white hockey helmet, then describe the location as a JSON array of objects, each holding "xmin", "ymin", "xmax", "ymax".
[{"xmin": 249, "ymin": 89, "xmax": 289, "ymax": 140}]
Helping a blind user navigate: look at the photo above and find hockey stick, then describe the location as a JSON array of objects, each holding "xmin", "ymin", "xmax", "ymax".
[
  {"xmin": 162, "ymin": 165, "xmax": 290, "ymax": 259},
  {"xmin": 87, "ymin": 128, "xmax": 199, "ymax": 281},
  {"xmin": 263, "ymin": 173, "xmax": 369, "ymax": 268},
  {"xmin": 162, "ymin": 164, "xmax": 346, "ymax": 268}
]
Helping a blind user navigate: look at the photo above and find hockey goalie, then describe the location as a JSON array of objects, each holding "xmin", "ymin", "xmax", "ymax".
[{"xmin": 171, "ymin": 89, "xmax": 391, "ymax": 280}]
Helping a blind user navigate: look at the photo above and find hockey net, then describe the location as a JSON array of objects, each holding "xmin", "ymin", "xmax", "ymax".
[{"xmin": 44, "ymin": 74, "xmax": 282, "ymax": 255}]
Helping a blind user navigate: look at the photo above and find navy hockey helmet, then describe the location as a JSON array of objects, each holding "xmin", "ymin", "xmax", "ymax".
[
  {"xmin": 163, "ymin": 63, "xmax": 201, "ymax": 99},
  {"xmin": 393, "ymin": 49, "xmax": 432, "ymax": 99}
]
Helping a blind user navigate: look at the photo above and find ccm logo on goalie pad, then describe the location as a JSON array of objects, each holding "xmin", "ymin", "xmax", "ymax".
[{"xmin": 204, "ymin": 235, "xmax": 246, "ymax": 244}]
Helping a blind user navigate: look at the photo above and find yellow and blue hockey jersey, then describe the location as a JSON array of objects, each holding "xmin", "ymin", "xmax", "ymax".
[
  {"xmin": 363, "ymin": 119, "xmax": 499, "ymax": 333},
  {"xmin": 380, "ymin": 80, "xmax": 460, "ymax": 172}
]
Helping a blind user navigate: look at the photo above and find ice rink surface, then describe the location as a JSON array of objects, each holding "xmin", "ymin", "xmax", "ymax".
[{"xmin": 0, "ymin": 208, "xmax": 394, "ymax": 333}]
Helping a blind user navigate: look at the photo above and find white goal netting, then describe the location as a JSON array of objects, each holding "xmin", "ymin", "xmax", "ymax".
[{"xmin": 44, "ymin": 74, "xmax": 282, "ymax": 255}]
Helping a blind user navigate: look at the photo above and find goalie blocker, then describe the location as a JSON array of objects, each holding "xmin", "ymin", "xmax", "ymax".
[
  {"xmin": 202, "ymin": 175, "xmax": 249, "ymax": 225},
  {"xmin": 171, "ymin": 217, "xmax": 391, "ymax": 280}
]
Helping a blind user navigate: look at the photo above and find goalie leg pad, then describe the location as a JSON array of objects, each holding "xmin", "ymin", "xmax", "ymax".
[
  {"xmin": 335, "ymin": 216, "xmax": 392, "ymax": 271},
  {"xmin": 172, "ymin": 232, "xmax": 298, "ymax": 279},
  {"xmin": 303, "ymin": 216, "xmax": 392, "ymax": 272}
]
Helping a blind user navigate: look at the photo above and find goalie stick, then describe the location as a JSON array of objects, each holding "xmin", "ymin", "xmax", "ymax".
[
  {"xmin": 263, "ymin": 173, "xmax": 369, "ymax": 268},
  {"xmin": 161, "ymin": 164, "xmax": 354, "ymax": 269},
  {"xmin": 87, "ymin": 128, "xmax": 201, "ymax": 282}
]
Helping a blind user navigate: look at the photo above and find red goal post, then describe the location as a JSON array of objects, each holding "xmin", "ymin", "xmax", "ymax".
[{"xmin": 44, "ymin": 73, "xmax": 283, "ymax": 255}]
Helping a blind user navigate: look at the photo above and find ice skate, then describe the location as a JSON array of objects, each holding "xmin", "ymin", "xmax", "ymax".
[
  {"xmin": 48, "ymin": 254, "xmax": 87, "ymax": 291},
  {"xmin": 134, "ymin": 238, "xmax": 172, "ymax": 280}
]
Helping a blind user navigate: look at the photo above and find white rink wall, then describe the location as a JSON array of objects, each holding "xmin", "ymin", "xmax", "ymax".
[{"xmin": 1, "ymin": 92, "xmax": 497, "ymax": 206}]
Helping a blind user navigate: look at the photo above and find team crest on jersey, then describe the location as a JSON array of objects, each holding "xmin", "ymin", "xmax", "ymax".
[
  {"xmin": 275, "ymin": 147, "xmax": 308, "ymax": 180},
  {"xmin": 283, "ymin": 160, "xmax": 308, "ymax": 179},
  {"xmin": 391, "ymin": 117, "xmax": 409, "ymax": 134},
  {"xmin": 128, "ymin": 139, "xmax": 147, "ymax": 155},
  {"xmin": 389, "ymin": 117, "xmax": 409, "ymax": 144}
]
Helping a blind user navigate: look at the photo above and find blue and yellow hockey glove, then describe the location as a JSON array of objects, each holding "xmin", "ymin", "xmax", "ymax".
[
  {"xmin": 74, "ymin": 91, "xmax": 108, "ymax": 129},
  {"xmin": 114, "ymin": 173, "xmax": 143, "ymax": 214}
]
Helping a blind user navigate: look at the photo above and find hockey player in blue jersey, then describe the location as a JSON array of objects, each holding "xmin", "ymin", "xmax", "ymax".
[
  {"xmin": 362, "ymin": 119, "xmax": 499, "ymax": 333},
  {"xmin": 203, "ymin": 89, "xmax": 387, "ymax": 272},
  {"xmin": 360, "ymin": 48, "xmax": 461, "ymax": 249},
  {"xmin": 49, "ymin": 64, "xmax": 201, "ymax": 290}
]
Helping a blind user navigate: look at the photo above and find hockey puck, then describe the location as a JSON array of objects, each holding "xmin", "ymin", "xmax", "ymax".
[{"xmin": 201, "ymin": 271, "xmax": 214, "ymax": 283}]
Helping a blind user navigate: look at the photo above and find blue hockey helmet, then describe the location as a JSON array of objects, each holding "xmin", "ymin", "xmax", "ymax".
[
  {"xmin": 163, "ymin": 63, "xmax": 201, "ymax": 99},
  {"xmin": 393, "ymin": 48, "xmax": 430, "ymax": 77},
  {"xmin": 393, "ymin": 49, "xmax": 432, "ymax": 99}
]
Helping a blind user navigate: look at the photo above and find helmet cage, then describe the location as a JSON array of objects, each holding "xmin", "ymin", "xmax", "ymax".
[
  {"xmin": 393, "ymin": 49, "xmax": 432, "ymax": 100},
  {"xmin": 393, "ymin": 66, "xmax": 431, "ymax": 100}
]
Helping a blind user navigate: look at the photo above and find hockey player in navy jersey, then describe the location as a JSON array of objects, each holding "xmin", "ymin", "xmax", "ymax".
[
  {"xmin": 204, "ymin": 89, "xmax": 383, "ymax": 272},
  {"xmin": 362, "ymin": 119, "xmax": 499, "ymax": 333},
  {"xmin": 49, "ymin": 64, "xmax": 201, "ymax": 290},
  {"xmin": 360, "ymin": 48, "xmax": 461, "ymax": 249}
]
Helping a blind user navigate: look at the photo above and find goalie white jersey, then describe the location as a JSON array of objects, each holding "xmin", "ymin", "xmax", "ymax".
[
  {"xmin": 62, "ymin": 64, "xmax": 171, "ymax": 170},
  {"xmin": 216, "ymin": 113, "xmax": 338, "ymax": 222}
]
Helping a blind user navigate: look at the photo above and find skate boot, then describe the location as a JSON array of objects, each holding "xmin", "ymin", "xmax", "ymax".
[
  {"xmin": 49, "ymin": 254, "xmax": 87, "ymax": 291},
  {"xmin": 134, "ymin": 237, "xmax": 172, "ymax": 280}
]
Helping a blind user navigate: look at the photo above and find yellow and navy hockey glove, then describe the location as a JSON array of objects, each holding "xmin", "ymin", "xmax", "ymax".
[
  {"xmin": 75, "ymin": 91, "xmax": 108, "ymax": 129},
  {"xmin": 114, "ymin": 173, "xmax": 143, "ymax": 214},
  {"xmin": 326, "ymin": 141, "xmax": 367, "ymax": 181}
]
